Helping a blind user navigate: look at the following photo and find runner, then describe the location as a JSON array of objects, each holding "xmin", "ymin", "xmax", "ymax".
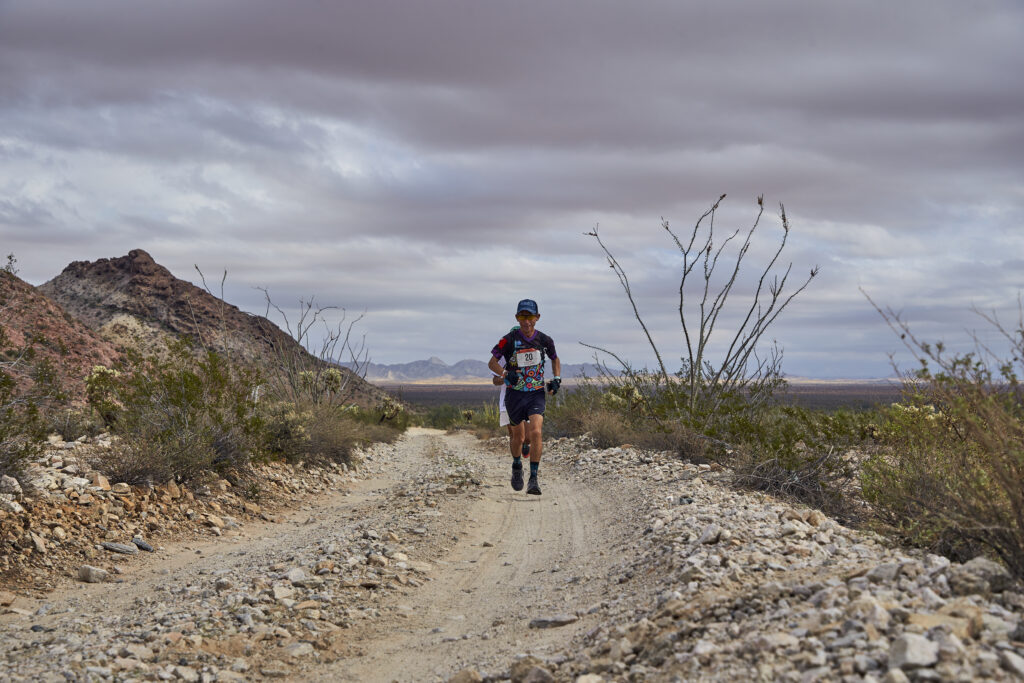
[{"xmin": 488, "ymin": 299, "xmax": 561, "ymax": 495}]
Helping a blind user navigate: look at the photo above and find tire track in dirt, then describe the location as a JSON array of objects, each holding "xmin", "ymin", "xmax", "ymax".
[{"xmin": 316, "ymin": 432, "xmax": 636, "ymax": 682}]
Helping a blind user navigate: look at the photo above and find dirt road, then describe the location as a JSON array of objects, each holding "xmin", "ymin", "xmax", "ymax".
[{"xmin": 0, "ymin": 428, "xmax": 643, "ymax": 682}]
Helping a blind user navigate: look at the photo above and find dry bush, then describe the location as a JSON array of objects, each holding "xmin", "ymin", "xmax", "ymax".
[
  {"xmin": 863, "ymin": 294, "xmax": 1024, "ymax": 577},
  {"xmin": 86, "ymin": 339, "xmax": 263, "ymax": 484}
]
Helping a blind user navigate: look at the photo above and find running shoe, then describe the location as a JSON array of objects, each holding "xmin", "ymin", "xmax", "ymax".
[
  {"xmin": 522, "ymin": 441, "xmax": 530, "ymax": 457},
  {"xmin": 511, "ymin": 462, "xmax": 524, "ymax": 491},
  {"xmin": 526, "ymin": 474, "xmax": 541, "ymax": 495}
]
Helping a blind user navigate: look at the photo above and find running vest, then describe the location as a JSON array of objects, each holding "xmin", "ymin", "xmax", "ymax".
[{"xmin": 503, "ymin": 330, "xmax": 549, "ymax": 392}]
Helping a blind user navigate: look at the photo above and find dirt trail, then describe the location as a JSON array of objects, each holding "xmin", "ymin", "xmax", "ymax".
[
  {"xmin": 0, "ymin": 428, "xmax": 640, "ymax": 682},
  {"xmin": 322, "ymin": 431, "xmax": 628, "ymax": 682}
]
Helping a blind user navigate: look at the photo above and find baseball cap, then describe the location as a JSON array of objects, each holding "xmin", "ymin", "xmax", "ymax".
[{"xmin": 516, "ymin": 299, "xmax": 539, "ymax": 316}]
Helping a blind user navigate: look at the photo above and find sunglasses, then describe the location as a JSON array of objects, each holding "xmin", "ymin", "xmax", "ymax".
[{"xmin": 516, "ymin": 313, "xmax": 538, "ymax": 321}]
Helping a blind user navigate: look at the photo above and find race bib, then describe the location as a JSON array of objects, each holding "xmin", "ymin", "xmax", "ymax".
[{"xmin": 516, "ymin": 348, "xmax": 541, "ymax": 368}]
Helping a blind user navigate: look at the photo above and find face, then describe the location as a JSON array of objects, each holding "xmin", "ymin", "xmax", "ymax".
[{"xmin": 516, "ymin": 311, "xmax": 538, "ymax": 334}]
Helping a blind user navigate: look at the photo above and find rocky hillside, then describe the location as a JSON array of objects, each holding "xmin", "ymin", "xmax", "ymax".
[
  {"xmin": 39, "ymin": 249, "xmax": 383, "ymax": 404},
  {"xmin": 0, "ymin": 270, "xmax": 120, "ymax": 400}
]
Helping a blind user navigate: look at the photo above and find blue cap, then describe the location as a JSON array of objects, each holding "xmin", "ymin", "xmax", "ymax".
[{"xmin": 516, "ymin": 299, "xmax": 539, "ymax": 315}]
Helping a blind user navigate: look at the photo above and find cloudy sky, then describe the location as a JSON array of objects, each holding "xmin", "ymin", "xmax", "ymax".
[{"xmin": 2, "ymin": 1, "xmax": 1022, "ymax": 378}]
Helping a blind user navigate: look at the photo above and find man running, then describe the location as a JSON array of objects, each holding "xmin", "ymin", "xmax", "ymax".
[{"xmin": 488, "ymin": 299, "xmax": 561, "ymax": 495}]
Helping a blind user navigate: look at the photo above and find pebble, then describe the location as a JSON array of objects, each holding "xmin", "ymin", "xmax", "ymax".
[
  {"xmin": 528, "ymin": 614, "xmax": 579, "ymax": 629},
  {"xmin": 78, "ymin": 565, "xmax": 109, "ymax": 583}
]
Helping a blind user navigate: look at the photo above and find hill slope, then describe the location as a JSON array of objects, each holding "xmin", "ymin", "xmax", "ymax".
[
  {"xmin": 39, "ymin": 249, "xmax": 383, "ymax": 404},
  {"xmin": 0, "ymin": 270, "xmax": 121, "ymax": 400}
]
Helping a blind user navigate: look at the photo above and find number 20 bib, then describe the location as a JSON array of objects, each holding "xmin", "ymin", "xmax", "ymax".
[{"xmin": 515, "ymin": 347, "xmax": 545, "ymax": 390}]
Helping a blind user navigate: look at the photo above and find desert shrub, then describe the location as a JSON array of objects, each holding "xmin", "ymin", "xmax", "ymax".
[
  {"xmin": 419, "ymin": 404, "xmax": 465, "ymax": 430},
  {"xmin": 260, "ymin": 401, "xmax": 403, "ymax": 466},
  {"xmin": 87, "ymin": 339, "xmax": 263, "ymax": 484},
  {"xmin": 862, "ymin": 297, "xmax": 1024, "ymax": 577},
  {"xmin": 45, "ymin": 407, "xmax": 105, "ymax": 442},
  {"xmin": 260, "ymin": 402, "xmax": 312, "ymax": 462}
]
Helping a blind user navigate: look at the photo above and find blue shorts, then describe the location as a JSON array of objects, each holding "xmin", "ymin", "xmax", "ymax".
[{"xmin": 505, "ymin": 388, "xmax": 546, "ymax": 426}]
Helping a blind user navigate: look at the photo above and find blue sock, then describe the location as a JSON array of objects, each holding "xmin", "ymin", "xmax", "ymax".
[
  {"xmin": 513, "ymin": 456, "xmax": 522, "ymax": 468},
  {"xmin": 530, "ymin": 461, "xmax": 539, "ymax": 476}
]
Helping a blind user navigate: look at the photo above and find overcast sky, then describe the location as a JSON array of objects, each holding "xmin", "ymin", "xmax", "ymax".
[{"xmin": 2, "ymin": 1, "xmax": 1022, "ymax": 378}]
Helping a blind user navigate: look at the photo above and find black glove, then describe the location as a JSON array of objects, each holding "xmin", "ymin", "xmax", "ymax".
[
  {"xmin": 547, "ymin": 377, "xmax": 561, "ymax": 394},
  {"xmin": 505, "ymin": 368, "xmax": 520, "ymax": 386}
]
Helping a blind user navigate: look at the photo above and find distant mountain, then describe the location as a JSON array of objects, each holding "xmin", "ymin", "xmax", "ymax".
[{"xmin": 351, "ymin": 356, "xmax": 611, "ymax": 383}]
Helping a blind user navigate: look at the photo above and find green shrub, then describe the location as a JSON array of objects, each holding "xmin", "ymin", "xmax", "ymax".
[
  {"xmin": 862, "ymin": 298, "xmax": 1024, "ymax": 577},
  {"xmin": 88, "ymin": 339, "xmax": 263, "ymax": 484},
  {"xmin": 45, "ymin": 408, "xmax": 105, "ymax": 442}
]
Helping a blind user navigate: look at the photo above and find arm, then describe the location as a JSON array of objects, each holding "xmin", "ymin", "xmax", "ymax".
[
  {"xmin": 488, "ymin": 355, "xmax": 505, "ymax": 378},
  {"xmin": 552, "ymin": 356, "xmax": 562, "ymax": 379}
]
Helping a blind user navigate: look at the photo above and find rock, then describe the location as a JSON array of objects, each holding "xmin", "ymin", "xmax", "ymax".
[
  {"xmin": 1000, "ymin": 650, "xmax": 1024, "ymax": 678},
  {"xmin": 260, "ymin": 661, "xmax": 290, "ymax": 678},
  {"xmin": 698, "ymin": 524, "xmax": 722, "ymax": 544},
  {"xmin": 285, "ymin": 567, "xmax": 306, "ymax": 583},
  {"xmin": 448, "ymin": 668, "xmax": 484, "ymax": 683},
  {"xmin": 131, "ymin": 536, "xmax": 154, "ymax": 552},
  {"xmin": 30, "ymin": 532, "xmax": 47, "ymax": 554},
  {"xmin": 753, "ymin": 632, "xmax": 799, "ymax": 651},
  {"xmin": 867, "ymin": 563, "xmax": 901, "ymax": 583},
  {"xmin": 215, "ymin": 578, "xmax": 233, "ymax": 592},
  {"xmin": 528, "ymin": 614, "xmax": 579, "ymax": 628},
  {"xmin": 519, "ymin": 667, "xmax": 555, "ymax": 683},
  {"xmin": 0, "ymin": 474, "xmax": 22, "ymax": 497},
  {"xmin": 510, "ymin": 658, "xmax": 551, "ymax": 683},
  {"xmin": 111, "ymin": 482, "xmax": 132, "ymax": 494},
  {"xmin": 283, "ymin": 642, "xmax": 314, "ymax": 657},
  {"xmin": 575, "ymin": 676, "xmax": 605, "ymax": 683},
  {"xmin": 0, "ymin": 496, "xmax": 25, "ymax": 514},
  {"xmin": 173, "ymin": 665, "xmax": 199, "ymax": 682},
  {"xmin": 101, "ymin": 541, "xmax": 139, "ymax": 555},
  {"xmin": 90, "ymin": 472, "xmax": 110, "ymax": 490},
  {"xmin": 889, "ymin": 633, "xmax": 939, "ymax": 670},
  {"xmin": 882, "ymin": 670, "xmax": 910, "ymax": 683},
  {"xmin": 205, "ymin": 514, "xmax": 224, "ymax": 528},
  {"xmin": 119, "ymin": 644, "xmax": 155, "ymax": 661},
  {"xmin": 949, "ymin": 556, "xmax": 1013, "ymax": 595},
  {"xmin": 272, "ymin": 585, "xmax": 295, "ymax": 600},
  {"xmin": 78, "ymin": 565, "xmax": 109, "ymax": 583}
]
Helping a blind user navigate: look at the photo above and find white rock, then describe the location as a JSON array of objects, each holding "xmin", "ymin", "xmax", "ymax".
[
  {"xmin": 698, "ymin": 524, "xmax": 722, "ymax": 544},
  {"xmin": 78, "ymin": 565, "xmax": 110, "ymax": 583},
  {"xmin": 1000, "ymin": 650, "xmax": 1024, "ymax": 678},
  {"xmin": 0, "ymin": 474, "xmax": 22, "ymax": 496},
  {"xmin": 889, "ymin": 633, "xmax": 938, "ymax": 670}
]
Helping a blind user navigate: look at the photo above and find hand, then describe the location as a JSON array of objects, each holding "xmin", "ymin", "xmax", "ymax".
[
  {"xmin": 505, "ymin": 368, "xmax": 520, "ymax": 386},
  {"xmin": 547, "ymin": 377, "xmax": 561, "ymax": 394}
]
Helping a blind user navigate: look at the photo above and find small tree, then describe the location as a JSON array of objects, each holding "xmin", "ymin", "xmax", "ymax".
[
  {"xmin": 584, "ymin": 195, "xmax": 818, "ymax": 433},
  {"xmin": 257, "ymin": 290, "xmax": 370, "ymax": 407}
]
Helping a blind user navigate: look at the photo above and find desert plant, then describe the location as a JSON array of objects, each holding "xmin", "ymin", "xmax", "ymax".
[
  {"xmin": 863, "ymin": 293, "xmax": 1024, "ymax": 576},
  {"xmin": 89, "ymin": 338, "xmax": 263, "ymax": 484},
  {"xmin": 585, "ymin": 194, "xmax": 818, "ymax": 432},
  {"xmin": 257, "ymin": 289, "xmax": 370, "ymax": 407},
  {"xmin": 45, "ymin": 407, "xmax": 104, "ymax": 442}
]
